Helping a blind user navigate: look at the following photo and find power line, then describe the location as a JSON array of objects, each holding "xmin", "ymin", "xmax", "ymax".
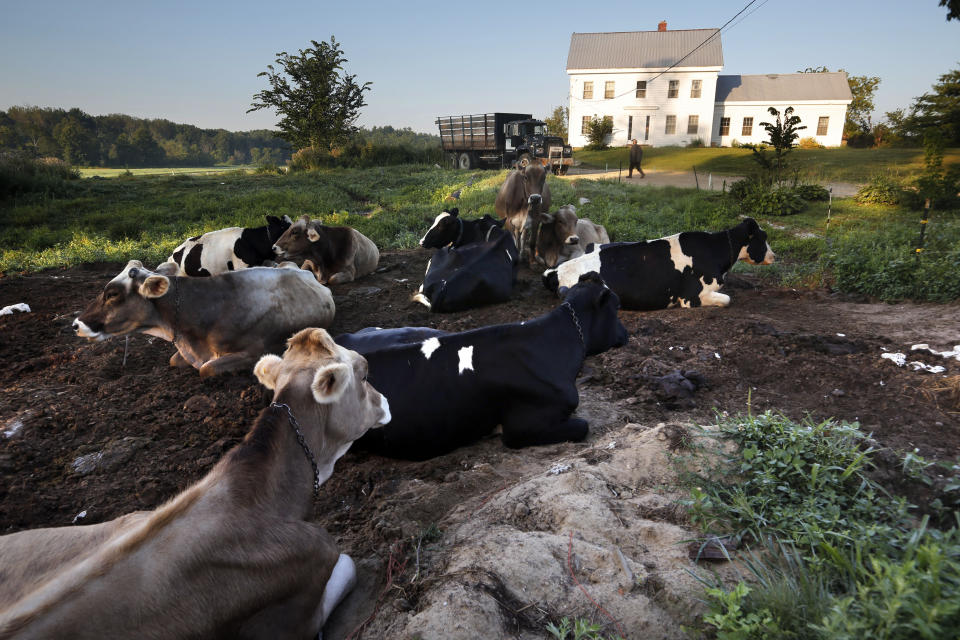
[
  {"xmin": 647, "ymin": 0, "xmax": 760, "ymax": 83},
  {"xmin": 568, "ymin": 0, "xmax": 771, "ymax": 105}
]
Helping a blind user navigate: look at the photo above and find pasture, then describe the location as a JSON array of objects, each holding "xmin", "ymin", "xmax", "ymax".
[{"xmin": 1, "ymin": 166, "xmax": 958, "ymax": 638}]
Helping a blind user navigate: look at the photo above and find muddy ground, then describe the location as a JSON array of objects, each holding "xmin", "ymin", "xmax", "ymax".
[{"xmin": 1, "ymin": 252, "xmax": 958, "ymax": 638}]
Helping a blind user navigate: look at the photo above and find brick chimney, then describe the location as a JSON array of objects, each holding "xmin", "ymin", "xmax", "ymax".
[{"xmin": 658, "ymin": 20, "xmax": 667, "ymax": 31}]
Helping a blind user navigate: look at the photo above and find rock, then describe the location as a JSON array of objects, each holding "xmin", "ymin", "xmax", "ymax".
[
  {"xmin": 71, "ymin": 436, "xmax": 151, "ymax": 476},
  {"xmin": 653, "ymin": 370, "xmax": 706, "ymax": 409},
  {"xmin": 183, "ymin": 395, "xmax": 215, "ymax": 413},
  {"xmin": 514, "ymin": 503, "xmax": 530, "ymax": 517},
  {"xmin": 348, "ymin": 286, "xmax": 382, "ymax": 298}
]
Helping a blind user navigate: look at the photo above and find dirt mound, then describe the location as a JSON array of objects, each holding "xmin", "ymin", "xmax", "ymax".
[{"xmin": 1, "ymin": 252, "xmax": 958, "ymax": 638}]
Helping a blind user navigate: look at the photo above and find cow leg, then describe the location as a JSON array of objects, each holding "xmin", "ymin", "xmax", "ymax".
[
  {"xmin": 501, "ymin": 403, "xmax": 588, "ymax": 448},
  {"xmin": 199, "ymin": 351, "xmax": 260, "ymax": 378},
  {"xmin": 169, "ymin": 351, "xmax": 191, "ymax": 368},
  {"xmin": 327, "ymin": 271, "xmax": 355, "ymax": 285},
  {"xmin": 700, "ymin": 290, "xmax": 731, "ymax": 307}
]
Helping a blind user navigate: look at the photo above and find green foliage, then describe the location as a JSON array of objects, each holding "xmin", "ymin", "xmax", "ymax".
[
  {"xmin": 797, "ymin": 137, "xmax": 824, "ymax": 149},
  {"xmin": 855, "ymin": 174, "xmax": 907, "ymax": 205},
  {"xmin": 544, "ymin": 106, "xmax": 569, "ymax": 141},
  {"xmin": 942, "ymin": 0, "xmax": 960, "ymax": 20},
  {"xmin": 0, "ymin": 151, "xmax": 80, "ymax": 199},
  {"xmin": 248, "ymin": 37, "xmax": 371, "ymax": 151},
  {"xmin": 585, "ymin": 116, "xmax": 614, "ymax": 150},
  {"xmin": 911, "ymin": 65, "xmax": 960, "ymax": 145},
  {"xmin": 686, "ymin": 412, "xmax": 960, "ymax": 639},
  {"xmin": 729, "ymin": 177, "xmax": 826, "ymax": 216},
  {"xmin": 910, "ymin": 129, "xmax": 960, "ymax": 209},
  {"xmin": 546, "ymin": 617, "xmax": 622, "ymax": 640},
  {"xmin": 750, "ymin": 106, "xmax": 806, "ymax": 181}
]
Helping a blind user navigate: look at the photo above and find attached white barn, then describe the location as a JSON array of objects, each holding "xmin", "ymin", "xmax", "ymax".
[{"xmin": 566, "ymin": 23, "xmax": 852, "ymax": 148}]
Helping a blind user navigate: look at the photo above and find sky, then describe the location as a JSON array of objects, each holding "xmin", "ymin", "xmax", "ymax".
[{"xmin": 1, "ymin": 0, "xmax": 958, "ymax": 135}]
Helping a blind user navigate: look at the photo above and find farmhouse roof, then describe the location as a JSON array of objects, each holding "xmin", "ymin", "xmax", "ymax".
[
  {"xmin": 566, "ymin": 29, "xmax": 723, "ymax": 70},
  {"xmin": 716, "ymin": 72, "xmax": 853, "ymax": 103}
]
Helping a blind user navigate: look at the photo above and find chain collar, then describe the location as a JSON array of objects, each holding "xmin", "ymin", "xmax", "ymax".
[
  {"xmin": 270, "ymin": 402, "xmax": 320, "ymax": 499},
  {"xmin": 561, "ymin": 301, "xmax": 585, "ymax": 348}
]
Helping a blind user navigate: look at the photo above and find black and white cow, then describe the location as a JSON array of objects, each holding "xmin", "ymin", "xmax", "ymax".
[
  {"xmin": 73, "ymin": 260, "xmax": 334, "ymax": 377},
  {"xmin": 419, "ymin": 208, "xmax": 506, "ymax": 249},
  {"xmin": 412, "ymin": 228, "xmax": 519, "ymax": 313},
  {"xmin": 341, "ymin": 273, "xmax": 628, "ymax": 460},
  {"xmin": 543, "ymin": 217, "xmax": 775, "ymax": 310},
  {"xmin": 163, "ymin": 215, "xmax": 292, "ymax": 277}
]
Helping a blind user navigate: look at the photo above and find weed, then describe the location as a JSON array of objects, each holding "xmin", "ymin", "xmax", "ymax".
[{"xmin": 545, "ymin": 617, "xmax": 623, "ymax": 640}]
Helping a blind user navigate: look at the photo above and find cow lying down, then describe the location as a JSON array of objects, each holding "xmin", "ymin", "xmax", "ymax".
[
  {"xmin": 162, "ymin": 215, "xmax": 292, "ymax": 277},
  {"xmin": 543, "ymin": 218, "xmax": 775, "ymax": 310},
  {"xmin": 535, "ymin": 204, "xmax": 610, "ymax": 268},
  {"xmin": 0, "ymin": 328, "xmax": 390, "ymax": 639},
  {"xmin": 272, "ymin": 215, "xmax": 379, "ymax": 285},
  {"xmin": 419, "ymin": 208, "xmax": 505, "ymax": 249},
  {"xmin": 413, "ymin": 227, "xmax": 519, "ymax": 313},
  {"xmin": 73, "ymin": 261, "xmax": 335, "ymax": 377},
  {"xmin": 337, "ymin": 273, "xmax": 628, "ymax": 460}
]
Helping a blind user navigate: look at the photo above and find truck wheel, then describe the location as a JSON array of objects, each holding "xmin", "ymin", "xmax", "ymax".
[
  {"xmin": 458, "ymin": 152, "xmax": 473, "ymax": 170},
  {"xmin": 558, "ymin": 165, "xmax": 569, "ymax": 175},
  {"xmin": 517, "ymin": 153, "xmax": 532, "ymax": 169}
]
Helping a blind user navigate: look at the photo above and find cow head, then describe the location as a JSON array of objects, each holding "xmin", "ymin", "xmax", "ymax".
[
  {"xmin": 520, "ymin": 163, "xmax": 548, "ymax": 214},
  {"xmin": 254, "ymin": 328, "xmax": 391, "ymax": 466},
  {"xmin": 419, "ymin": 208, "xmax": 460, "ymax": 248},
  {"xmin": 536, "ymin": 205, "xmax": 580, "ymax": 267},
  {"xmin": 273, "ymin": 215, "xmax": 320, "ymax": 259},
  {"xmin": 265, "ymin": 215, "xmax": 293, "ymax": 244},
  {"xmin": 736, "ymin": 218, "xmax": 776, "ymax": 265},
  {"xmin": 73, "ymin": 260, "xmax": 171, "ymax": 341},
  {"xmin": 561, "ymin": 272, "xmax": 628, "ymax": 356}
]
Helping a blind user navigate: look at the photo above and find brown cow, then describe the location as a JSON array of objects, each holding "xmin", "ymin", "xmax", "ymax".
[
  {"xmin": 536, "ymin": 205, "xmax": 610, "ymax": 268},
  {"xmin": 0, "ymin": 328, "xmax": 390, "ymax": 639},
  {"xmin": 73, "ymin": 261, "xmax": 335, "ymax": 378},
  {"xmin": 272, "ymin": 215, "xmax": 379, "ymax": 285},
  {"xmin": 494, "ymin": 163, "xmax": 552, "ymax": 265}
]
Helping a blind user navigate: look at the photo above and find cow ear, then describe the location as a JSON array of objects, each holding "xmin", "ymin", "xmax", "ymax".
[
  {"xmin": 449, "ymin": 208, "xmax": 459, "ymax": 217},
  {"xmin": 594, "ymin": 286, "xmax": 611, "ymax": 308},
  {"xmin": 311, "ymin": 362, "xmax": 351, "ymax": 404},
  {"xmin": 254, "ymin": 354, "xmax": 283, "ymax": 390},
  {"xmin": 743, "ymin": 217, "xmax": 760, "ymax": 235},
  {"xmin": 139, "ymin": 275, "xmax": 170, "ymax": 298},
  {"xmin": 540, "ymin": 211, "xmax": 555, "ymax": 224},
  {"xmin": 282, "ymin": 215, "xmax": 293, "ymax": 224},
  {"xmin": 154, "ymin": 262, "xmax": 179, "ymax": 277},
  {"xmin": 307, "ymin": 226, "xmax": 321, "ymax": 242},
  {"xmin": 266, "ymin": 215, "xmax": 280, "ymax": 225}
]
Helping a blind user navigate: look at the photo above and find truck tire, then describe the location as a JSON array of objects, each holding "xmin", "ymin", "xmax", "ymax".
[
  {"xmin": 517, "ymin": 153, "xmax": 533, "ymax": 169},
  {"xmin": 458, "ymin": 152, "xmax": 473, "ymax": 170},
  {"xmin": 558, "ymin": 165, "xmax": 569, "ymax": 175}
]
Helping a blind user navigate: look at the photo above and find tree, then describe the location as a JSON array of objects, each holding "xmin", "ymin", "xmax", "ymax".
[
  {"xmin": 941, "ymin": 0, "xmax": 960, "ymax": 20},
  {"xmin": 751, "ymin": 106, "xmax": 806, "ymax": 182},
  {"xmin": 799, "ymin": 67, "xmax": 880, "ymax": 138},
  {"xmin": 248, "ymin": 37, "xmax": 371, "ymax": 151},
  {"xmin": 910, "ymin": 65, "xmax": 960, "ymax": 145},
  {"xmin": 584, "ymin": 116, "xmax": 613, "ymax": 150},
  {"xmin": 543, "ymin": 105, "xmax": 568, "ymax": 141}
]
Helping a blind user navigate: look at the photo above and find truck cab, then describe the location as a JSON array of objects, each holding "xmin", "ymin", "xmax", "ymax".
[{"xmin": 504, "ymin": 119, "xmax": 573, "ymax": 173}]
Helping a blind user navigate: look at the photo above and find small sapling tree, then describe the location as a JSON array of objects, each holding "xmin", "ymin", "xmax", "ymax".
[
  {"xmin": 749, "ymin": 106, "xmax": 806, "ymax": 185},
  {"xmin": 584, "ymin": 116, "xmax": 613, "ymax": 150},
  {"xmin": 248, "ymin": 37, "xmax": 371, "ymax": 152}
]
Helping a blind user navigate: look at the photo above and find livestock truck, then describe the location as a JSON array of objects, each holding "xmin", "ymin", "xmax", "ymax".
[{"xmin": 436, "ymin": 113, "xmax": 573, "ymax": 173}]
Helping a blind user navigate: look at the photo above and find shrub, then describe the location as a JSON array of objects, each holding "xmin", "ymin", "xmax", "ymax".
[
  {"xmin": 584, "ymin": 117, "xmax": 614, "ymax": 150},
  {"xmin": 289, "ymin": 146, "xmax": 333, "ymax": 172},
  {"xmin": 0, "ymin": 151, "xmax": 80, "ymax": 198},
  {"xmin": 798, "ymin": 137, "xmax": 824, "ymax": 149},
  {"xmin": 687, "ymin": 137, "xmax": 706, "ymax": 148},
  {"xmin": 855, "ymin": 175, "xmax": 906, "ymax": 205},
  {"xmin": 793, "ymin": 183, "xmax": 830, "ymax": 201}
]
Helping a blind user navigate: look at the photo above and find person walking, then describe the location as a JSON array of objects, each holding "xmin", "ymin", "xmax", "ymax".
[{"xmin": 628, "ymin": 139, "xmax": 645, "ymax": 178}]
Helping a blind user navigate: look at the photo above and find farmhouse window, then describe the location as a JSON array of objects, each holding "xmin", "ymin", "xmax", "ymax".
[
  {"xmin": 583, "ymin": 82, "xmax": 594, "ymax": 100},
  {"xmin": 582, "ymin": 116, "xmax": 591, "ymax": 134},
  {"xmin": 817, "ymin": 116, "xmax": 829, "ymax": 135},
  {"xmin": 719, "ymin": 117, "xmax": 730, "ymax": 136},
  {"xmin": 605, "ymin": 81, "xmax": 615, "ymax": 99},
  {"xmin": 668, "ymin": 80, "xmax": 679, "ymax": 98},
  {"xmin": 665, "ymin": 115, "xmax": 677, "ymax": 135},
  {"xmin": 690, "ymin": 80, "xmax": 702, "ymax": 98},
  {"xmin": 687, "ymin": 115, "xmax": 699, "ymax": 135},
  {"xmin": 636, "ymin": 81, "xmax": 646, "ymax": 98},
  {"xmin": 742, "ymin": 117, "xmax": 753, "ymax": 136}
]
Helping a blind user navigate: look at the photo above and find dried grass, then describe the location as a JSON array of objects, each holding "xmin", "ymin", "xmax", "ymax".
[{"xmin": 920, "ymin": 375, "xmax": 960, "ymax": 413}]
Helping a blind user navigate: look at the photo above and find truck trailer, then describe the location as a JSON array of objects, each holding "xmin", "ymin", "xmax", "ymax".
[{"xmin": 436, "ymin": 113, "xmax": 573, "ymax": 173}]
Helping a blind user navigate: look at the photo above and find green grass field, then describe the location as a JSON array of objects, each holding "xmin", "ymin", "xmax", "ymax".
[
  {"xmin": 78, "ymin": 165, "xmax": 256, "ymax": 178},
  {"xmin": 1, "ymin": 165, "xmax": 958, "ymax": 300},
  {"xmin": 574, "ymin": 146, "xmax": 960, "ymax": 183}
]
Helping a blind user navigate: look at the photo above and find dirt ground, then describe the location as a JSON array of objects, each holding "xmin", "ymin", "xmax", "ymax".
[{"xmin": 1, "ymin": 252, "xmax": 958, "ymax": 638}]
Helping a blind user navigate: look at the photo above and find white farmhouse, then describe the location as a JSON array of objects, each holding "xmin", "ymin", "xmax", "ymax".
[{"xmin": 566, "ymin": 22, "xmax": 852, "ymax": 148}]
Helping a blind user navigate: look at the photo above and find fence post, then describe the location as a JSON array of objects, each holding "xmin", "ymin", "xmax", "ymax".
[
  {"xmin": 708, "ymin": 172, "xmax": 713, "ymax": 190},
  {"xmin": 826, "ymin": 188, "xmax": 832, "ymax": 225},
  {"xmin": 618, "ymin": 161, "xmax": 622, "ymax": 183},
  {"xmin": 916, "ymin": 198, "xmax": 931, "ymax": 261},
  {"xmin": 693, "ymin": 165, "xmax": 699, "ymax": 190}
]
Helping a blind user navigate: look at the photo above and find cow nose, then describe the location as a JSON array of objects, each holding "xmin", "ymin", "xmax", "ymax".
[
  {"xmin": 528, "ymin": 194, "xmax": 541, "ymax": 205},
  {"xmin": 72, "ymin": 318, "xmax": 80, "ymax": 331},
  {"xmin": 272, "ymin": 244, "xmax": 281, "ymax": 255},
  {"xmin": 566, "ymin": 236, "xmax": 580, "ymax": 245}
]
